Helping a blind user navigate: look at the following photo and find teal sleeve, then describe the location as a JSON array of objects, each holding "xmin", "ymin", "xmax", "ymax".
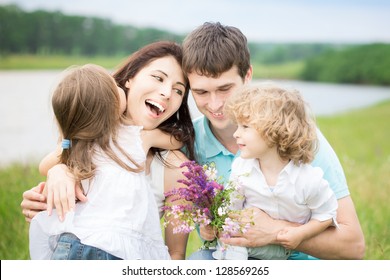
[{"xmin": 312, "ymin": 128, "xmax": 350, "ymax": 199}]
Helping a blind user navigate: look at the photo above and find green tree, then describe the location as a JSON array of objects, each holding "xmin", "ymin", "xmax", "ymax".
[{"xmin": 301, "ymin": 44, "xmax": 390, "ymax": 85}]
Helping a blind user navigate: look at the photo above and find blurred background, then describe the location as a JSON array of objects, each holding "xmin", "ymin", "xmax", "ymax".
[{"xmin": 0, "ymin": 0, "xmax": 389, "ymax": 259}]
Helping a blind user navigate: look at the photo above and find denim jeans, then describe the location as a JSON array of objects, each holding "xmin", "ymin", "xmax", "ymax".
[
  {"xmin": 51, "ymin": 232, "xmax": 122, "ymax": 260},
  {"xmin": 188, "ymin": 246, "xmax": 292, "ymax": 260},
  {"xmin": 187, "ymin": 248, "xmax": 216, "ymax": 260}
]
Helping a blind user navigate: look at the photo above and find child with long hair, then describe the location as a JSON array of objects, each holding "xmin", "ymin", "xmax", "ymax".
[
  {"xmin": 213, "ymin": 84, "xmax": 338, "ymax": 260},
  {"xmin": 29, "ymin": 64, "xmax": 182, "ymax": 260}
]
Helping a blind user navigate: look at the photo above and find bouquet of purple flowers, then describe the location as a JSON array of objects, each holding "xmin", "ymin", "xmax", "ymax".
[{"xmin": 162, "ymin": 161, "xmax": 250, "ymax": 248}]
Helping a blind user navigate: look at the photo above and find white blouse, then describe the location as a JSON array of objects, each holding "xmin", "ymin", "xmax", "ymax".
[
  {"xmin": 230, "ymin": 158, "xmax": 338, "ymax": 225},
  {"xmin": 147, "ymin": 151, "xmax": 169, "ymax": 219},
  {"xmin": 29, "ymin": 125, "xmax": 170, "ymax": 260}
]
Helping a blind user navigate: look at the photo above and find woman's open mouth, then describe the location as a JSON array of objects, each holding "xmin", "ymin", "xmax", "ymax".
[{"xmin": 145, "ymin": 99, "xmax": 166, "ymax": 117}]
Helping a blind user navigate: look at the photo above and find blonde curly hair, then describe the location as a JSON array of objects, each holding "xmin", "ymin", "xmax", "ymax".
[{"xmin": 224, "ymin": 84, "xmax": 318, "ymax": 165}]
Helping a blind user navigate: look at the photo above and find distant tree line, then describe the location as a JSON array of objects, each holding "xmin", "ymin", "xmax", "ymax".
[
  {"xmin": 249, "ymin": 43, "xmax": 339, "ymax": 64},
  {"xmin": 1, "ymin": 4, "xmax": 389, "ymax": 85},
  {"xmin": 0, "ymin": 4, "xmax": 339, "ymax": 61},
  {"xmin": 0, "ymin": 4, "xmax": 183, "ymax": 56},
  {"xmin": 301, "ymin": 44, "xmax": 390, "ymax": 85}
]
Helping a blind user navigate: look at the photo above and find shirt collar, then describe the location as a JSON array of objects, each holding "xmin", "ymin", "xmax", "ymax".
[
  {"xmin": 240, "ymin": 158, "xmax": 300, "ymax": 185},
  {"xmin": 280, "ymin": 160, "xmax": 300, "ymax": 184},
  {"xmin": 203, "ymin": 117, "xmax": 235, "ymax": 159},
  {"xmin": 239, "ymin": 158, "xmax": 260, "ymax": 174}
]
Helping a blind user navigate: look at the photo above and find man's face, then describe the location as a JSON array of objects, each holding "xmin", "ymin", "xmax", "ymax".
[{"xmin": 188, "ymin": 66, "xmax": 252, "ymax": 131}]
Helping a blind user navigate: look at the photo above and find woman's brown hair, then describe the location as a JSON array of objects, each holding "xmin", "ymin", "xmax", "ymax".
[{"xmin": 113, "ymin": 41, "xmax": 196, "ymax": 162}]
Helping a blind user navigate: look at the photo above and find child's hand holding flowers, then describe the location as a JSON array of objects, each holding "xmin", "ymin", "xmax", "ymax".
[
  {"xmin": 162, "ymin": 161, "xmax": 251, "ymax": 249},
  {"xmin": 199, "ymin": 224, "xmax": 217, "ymax": 243}
]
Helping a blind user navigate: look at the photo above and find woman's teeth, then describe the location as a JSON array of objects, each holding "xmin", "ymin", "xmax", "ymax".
[{"xmin": 146, "ymin": 100, "xmax": 165, "ymax": 114}]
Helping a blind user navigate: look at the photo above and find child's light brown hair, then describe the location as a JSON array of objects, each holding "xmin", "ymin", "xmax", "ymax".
[
  {"xmin": 224, "ymin": 84, "xmax": 318, "ymax": 165},
  {"xmin": 52, "ymin": 64, "xmax": 142, "ymax": 181}
]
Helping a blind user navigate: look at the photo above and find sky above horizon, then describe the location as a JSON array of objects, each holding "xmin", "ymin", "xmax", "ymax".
[{"xmin": 1, "ymin": 0, "xmax": 389, "ymax": 43}]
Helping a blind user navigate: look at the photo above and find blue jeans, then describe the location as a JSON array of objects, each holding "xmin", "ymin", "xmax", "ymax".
[
  {"xmin": 187, "ymin": 248, "xmax": 302, "ymax": 260},
  {"xmin": 51, "ymin": 232, "xmax": 122, "ymax": 260},
  {"xmin": 187, "ymin": 248, "xmax": 216, "ymax": 260}
]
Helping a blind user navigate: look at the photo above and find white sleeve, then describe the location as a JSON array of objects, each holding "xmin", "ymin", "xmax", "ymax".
[{"xmin": 303, "ymin": 166, "xmax": 338, "ymax": 226}]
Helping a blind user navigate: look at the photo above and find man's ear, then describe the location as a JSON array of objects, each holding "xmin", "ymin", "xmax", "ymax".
[{"xmin": 244, "ymin": 66, "xmax": 253, "ymax": 84}]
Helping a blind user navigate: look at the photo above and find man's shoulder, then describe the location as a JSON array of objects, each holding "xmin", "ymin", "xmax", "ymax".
[
  {"xmin": 193, "ymin": 116, "xmax": 209, "ymax": 140},
  {"xmin": 192, "ymin": 116, "xmax": 205, "ymax": 129}
]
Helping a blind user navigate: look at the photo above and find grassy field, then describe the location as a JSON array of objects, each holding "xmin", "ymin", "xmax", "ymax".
[
  {"xmin": 0, "ymin": 54, "xmax": 126, "ymax": 70},
  {"xmin": 0, "ymin": 101, "xmax": 389, "ymax": 260},
  {"xmin": 252, "ymin": 61, "xmax": 304, "ymax": 80},
  {"xmin": 315, "ymin": 101, "xmax": 390, "ymax": 259}
]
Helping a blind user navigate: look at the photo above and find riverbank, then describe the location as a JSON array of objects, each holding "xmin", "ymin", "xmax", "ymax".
[{"xmin": 1, "ymin": 100, "xmax": 389, "ymax": 259}]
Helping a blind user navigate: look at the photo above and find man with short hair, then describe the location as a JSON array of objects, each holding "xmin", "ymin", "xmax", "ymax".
[{"xmin": 183, "ymin": 22, "xmax": 365, "ymax": 260}]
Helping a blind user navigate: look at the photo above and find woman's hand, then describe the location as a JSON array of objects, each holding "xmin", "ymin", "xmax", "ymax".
[
  {"xmin": 46, "ymin": 164, "xmax": 86, "ymax": 221},
  {"xmin": 21, "ymin": 182, "xmax": 47, "ymax": 222}
]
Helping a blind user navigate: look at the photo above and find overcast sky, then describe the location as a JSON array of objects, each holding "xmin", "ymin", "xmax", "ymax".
[{"xmin": 1, "ymin": 0, "xmax": 390, "ymax": 43}]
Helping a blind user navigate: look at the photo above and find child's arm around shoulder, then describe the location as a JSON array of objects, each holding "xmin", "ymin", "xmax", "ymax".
[
  {"xmin": 39, "ymin": 144, "xmax": 62, "ymax": 176},
  {"xmin": 141, "ymin": 128, "xmax": 182, "ymax": 153}
]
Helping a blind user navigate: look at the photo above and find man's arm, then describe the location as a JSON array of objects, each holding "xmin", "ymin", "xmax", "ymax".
[
  {"xmin": 21, "ymin": 183, "xmax": 47, "ymax": 222},
  {"xmin": 220, "ymin": 207, "xmax": 290, "ymax": 248},
  {"xmin": 277, "ymin": 218, "xmax": 332, "ymax": 250},
  {"xmin": 295, "ymin": 196, "xmax": 365, "ymax": 259},
  {"xmin": 293, "ymin": 128, "xmax": 365, "ymax": 259},
  {"xmin": 221, "ymin": 196, "xmax": 365, "ymax": 259}
]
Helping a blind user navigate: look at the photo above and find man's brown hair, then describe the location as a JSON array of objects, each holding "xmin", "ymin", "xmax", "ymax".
[{"xmin": 182, "ymin": 22, "xmax": 250, "ymax": 79}]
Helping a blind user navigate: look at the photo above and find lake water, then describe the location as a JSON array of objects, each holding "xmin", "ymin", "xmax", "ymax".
[{"xmin": 1, "ymin": 70, "xmax": 390, "ymax": 166}]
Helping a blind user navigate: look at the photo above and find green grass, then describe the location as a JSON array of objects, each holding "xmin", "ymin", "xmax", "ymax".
[
  {"xmin": 316, "ymin": 101, "xmax": 390, "ymax": 259},
  {"xmin": 1, "ymin": 101, "xmax": 389, "ymax": 259},
  {"xmin": 252, "ymin": 61, "xmax": 305, "ymax": 80},
  {"xmin": 0, "ymin": 164, "xmax": 45, "ymax": 259},
  {"xmin": 0, "ymin": 54, "xmax": 126, "ymax": 70}
]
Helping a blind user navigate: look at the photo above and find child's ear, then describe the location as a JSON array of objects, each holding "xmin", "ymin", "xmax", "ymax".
[{"xmin": 125, "ymin": 79, "xmax": 131, "ymax": 89}]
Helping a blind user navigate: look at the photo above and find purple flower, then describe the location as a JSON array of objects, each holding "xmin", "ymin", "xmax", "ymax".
[{"xmin": 163, "ymin": 161, "xmax": 249, "ymax": 248}]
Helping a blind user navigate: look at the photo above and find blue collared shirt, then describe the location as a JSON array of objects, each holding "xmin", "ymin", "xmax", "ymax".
[{"xmin": 193, "ymin": 116, "xmax": 240, "ymax": 184}]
